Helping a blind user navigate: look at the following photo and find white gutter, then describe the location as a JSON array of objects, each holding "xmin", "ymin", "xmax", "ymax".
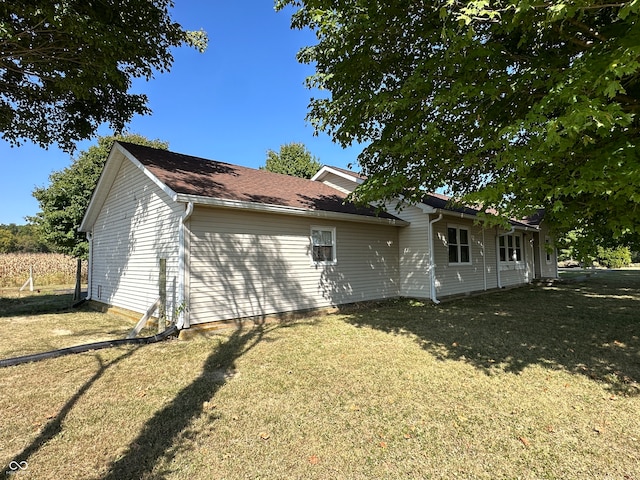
[
  {"xmin": 428, "ymin": 214, "xmax": 443, "ymax": 304},
  {"xmin": 85, "ymin": 232, "xmax": 93, "ymax": 301},
  {"xmin": 496, "ymin": 226, "xmax": 515, "ymax": 289},
  {"xmin": 176, "ymin": 202, "xmax": 194, "ymax": 329},
  {"xmin": 174, "ymin": 193, "xmax": 410, "ymax": 227},
  {"xmin": 432, "ymin": 208, "xmax": 538, "ymax": 232}
]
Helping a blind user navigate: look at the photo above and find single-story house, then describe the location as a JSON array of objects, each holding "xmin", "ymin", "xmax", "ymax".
[{"xmin": 79, "ymin": 142, "xmax": 557, "ymax": 329}]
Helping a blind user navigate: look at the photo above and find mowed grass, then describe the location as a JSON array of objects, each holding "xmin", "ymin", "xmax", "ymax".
[
  {"xmin": 1, "ymin": 272, "xmax": 639, "ymax": 479},
  {"xmin": 0, "ymin": 287, "xmax": 136, "ymax": 358}
]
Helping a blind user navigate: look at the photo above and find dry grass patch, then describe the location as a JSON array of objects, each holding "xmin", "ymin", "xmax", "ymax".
[
  {"xmin": 0, "ymin": 290, "xmax": 136, "ymax": 358},
  {"xmin": 1, "ymin": 271, "xmax": 639, "ymax": 479}
]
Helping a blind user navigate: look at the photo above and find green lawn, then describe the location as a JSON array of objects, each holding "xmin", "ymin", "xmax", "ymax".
[{"xmin": 1, "ymin": 273, "xmax": 639, "ymax": 479}]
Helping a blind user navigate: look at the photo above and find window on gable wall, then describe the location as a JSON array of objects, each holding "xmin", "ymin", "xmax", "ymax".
[
  {"xmin": 499, "ymin": 233, "xmax": 522, "ymax": 262},
  {"xmin": 545, "ymin": 236, "xmax": 552, "ymax": 263},
  {"xmin": 448, "ymin": 226, "xmax": 471, "ymax": 264},
  {"xmin": 311, "ymin": 227, "xmax": 336, "ymax": 264}
]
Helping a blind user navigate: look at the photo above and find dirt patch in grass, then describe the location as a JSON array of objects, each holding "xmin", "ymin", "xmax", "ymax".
[{"xmin": 1, "ymin": 272, "xmax": 639, "ymax": 479}]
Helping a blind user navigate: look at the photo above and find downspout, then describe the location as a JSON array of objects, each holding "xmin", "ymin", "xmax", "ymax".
[
  {"xmin": 496, "ymin": 226, "xmax": 515, "ymax": 289},
  {"xmin": 177, "ymin": 202, "xmax": 194, "ymax": 329},
  {"xmin": 428, "ymin": 214, "xmax": 443, "ymax": 304},
  {"xmin": 523, "ymin": 233, "xmax": 531, "ymax": 283},
  {"xmin": 85, "ymin": 232, "xmax": 93, "ymax": 301},
  {"xmin": 482, "ymin": 228, "xmax": 487, "ymax": 291}
]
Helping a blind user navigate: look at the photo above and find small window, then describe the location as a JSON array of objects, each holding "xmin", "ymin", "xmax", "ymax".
[
  {"xmin": 311, "ymin": 227, "xmax": 336, "ymax": 264},
  {"xmin": 500, "ymin": 233, "xmax": 522, "ymax": 263},
  {"xmin": 447, "ymin": 226, "xmax": 471, "ymax": 264}
]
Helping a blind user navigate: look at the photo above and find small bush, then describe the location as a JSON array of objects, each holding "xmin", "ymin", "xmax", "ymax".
[{"xmin": 596, "ymin": 246, "xmax": 632, "ymax": 269}]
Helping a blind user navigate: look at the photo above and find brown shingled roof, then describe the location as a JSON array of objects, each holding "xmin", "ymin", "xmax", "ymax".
[{"xmin": 118, "ymin": 142, "xmax": 397, "ymax": 220}]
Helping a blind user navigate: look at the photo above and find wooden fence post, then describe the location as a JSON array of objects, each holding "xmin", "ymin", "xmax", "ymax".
[
  {"xmin": 74, "ymin": 259, "xmax": 82, "ymax": 301},
  {"xmin": 158, "ymin": 258, "xmax": 167, "ymax": 333}
]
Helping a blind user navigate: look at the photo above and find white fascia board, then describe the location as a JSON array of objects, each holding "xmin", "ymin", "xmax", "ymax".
[
  {"xmin": 415, "ymin": 203, "xmax": 437, "ymax": 214},
  {"xmin": 79, "ymin": 143, "xmax": 179, "ymax": 232},
  {"xmin": 433, "ymin": 208, "xmax": 539, "ymax": 232},
  {"xmin": 79, "ymin": 146, "xmax": 125, "ymax": 232},
  {"xmin": 118, "ymin": 144, "xmax": 178, "ymax": 202},
  {"xmin": 311, "ymin": 166, "xmax": 365, "ymax": 185},
  {"xmin": 175, "ymin": 193, "xmax": 410, "ymax": 227},
  {"xmin": 385, "ymin": 196, "xmax": 437, "ymax": 215}
]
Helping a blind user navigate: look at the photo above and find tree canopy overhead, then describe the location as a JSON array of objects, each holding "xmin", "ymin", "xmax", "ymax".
[
  {"xmin": 0, "ymin": 1, "xmax": 207, "ymax": 152},
  {"xmin": 277, "ymin": 0, "xmax": 640, "ymax": 241}
]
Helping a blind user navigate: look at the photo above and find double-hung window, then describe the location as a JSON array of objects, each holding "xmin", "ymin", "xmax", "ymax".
[
  {"xmin": 499, "ymin": 234, "xmax": 522, "ymax": 262},
  {"xmin": 311, "ymin": 227, "xmax": 336, "ymax": 264},
  {"xmin": 448, "ymin": 226, "xmax": 471, "ymax": 264},
  {"xmin": 545, "ymin": 236, "xmax": 552, "ymax": 263}
]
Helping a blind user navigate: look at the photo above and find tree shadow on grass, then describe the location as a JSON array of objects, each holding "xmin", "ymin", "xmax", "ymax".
[
  {"xmin": 99, "ymin": 325, "xmax": 267, "ymax": 480},
  {"xmin": 0, "ymin": 293, "xmax": 76, "ymax": 318},
  {"xmin": 2, "ymin": 348, "xmax": 139, "ymax": 477},
  {"xmin": 344, "ymin": 271, "xmax": 640, "ymax": 396}
]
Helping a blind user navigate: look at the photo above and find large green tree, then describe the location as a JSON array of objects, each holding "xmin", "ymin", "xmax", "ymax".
[
  {"xmin": 31, "ymin": 134, "xmax": 168, "ymax": 258},
  {"xmin": 262, "ymin": 142, "xmax": 322, "ymax": 178},
  {"xmin": 277, "ymin": 0, "xmax": 640, "ymax": 241},
  {"xmin": 0, "ymin": 1, "xmax": 206, "ymax": 151}
]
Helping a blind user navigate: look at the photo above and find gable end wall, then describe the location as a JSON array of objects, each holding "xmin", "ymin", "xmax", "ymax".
[{"xmin": 90, "ymin": 159, "xmax": 183, "ymax": 316}]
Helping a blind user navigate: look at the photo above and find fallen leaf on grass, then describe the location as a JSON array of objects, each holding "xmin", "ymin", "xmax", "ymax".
[
  {"xmin": 259, "ymin": 432, "xmax": 270, "ymax": 440},
  {"xmin": 379, "ymin": 441, "xmax": 388, "ymax": 448},
  {"xmin": 519, "ymin": 436, "xmax": 530, "ymax": 447},
  {"xmin": 309, "ymin": 455, "xmax": 320, "ymax": 465}
]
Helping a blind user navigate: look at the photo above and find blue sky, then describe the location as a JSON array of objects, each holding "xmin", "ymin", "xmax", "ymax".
[{"xmin": 0, "ymin": 1, "xmax": 362, "ymax": 225}]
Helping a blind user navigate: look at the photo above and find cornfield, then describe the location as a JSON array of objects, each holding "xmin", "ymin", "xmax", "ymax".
[{"xmin": 0, "ymin": 253, "xmax": 88, "ymax": 288}]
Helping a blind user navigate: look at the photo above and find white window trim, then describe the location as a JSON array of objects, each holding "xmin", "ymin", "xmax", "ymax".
[
  {"xmin": 499, "ymin": 233, "xmax": 523, "ymax": 264},
  {"xmin": 310, "ymin": 226, "xmax": 337, "ymax": 265},
  {"xmin": 447, "ymin": 224, "xmax": 472, "ymax": 265},
  {"xmin": 545, "ymin": 236, "xmax": 553, "ymax": 264}
]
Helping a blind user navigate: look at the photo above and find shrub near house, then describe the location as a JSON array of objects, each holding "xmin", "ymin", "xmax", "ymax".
[
  {"xmin": 0, "ymin": 253, "xmax": 87, "ymax": 288},
  {"xmin": 597, "ymin": 246, "xmax": 632, "ymax": 269}
]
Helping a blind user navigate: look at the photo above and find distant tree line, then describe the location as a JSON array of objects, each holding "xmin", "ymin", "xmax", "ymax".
[{"xmin": 0, "ymin": 224, "xmax": 49, "ymax": 253}]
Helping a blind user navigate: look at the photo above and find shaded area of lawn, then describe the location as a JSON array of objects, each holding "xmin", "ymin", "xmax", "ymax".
[
  {"xmin": 101, "ymin": 325, "xmax": 267, "ymax": 480},
  {"xmin": 0, "ymin": 292, "xmax": 77, "ymax": 317},
  {"xmin": 346, "ymin": 271, "xmax": 640, "ymax": 395},
  {"xmin": 0, "ymin": 287, "xmax": 145, "ymax": 359},
  {"xmin": 2, "ymin": 272, "xmax": 639, "ymax": 479},
  {"xmin": 3, "ymin": 349, "xmax": 139, "ymax": 476}
]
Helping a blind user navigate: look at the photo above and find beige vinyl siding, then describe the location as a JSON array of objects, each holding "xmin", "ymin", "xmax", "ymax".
[
  {"xmin": 317, "ymin": 173, "xmax": 358, "ymax": 194},
  {"xmin": 187, "ymin": 207, "xmax": 400, "ymax": 324},
  {"xmin": 90, "ymin": 159, "xmax": 182, "ymax": 316},
  {"xmin": 432, "ymin": 220, "xmax": 491, "ymax": 297},
  {"xmin": 498, "ymin": 231, "xmax": 536, "ymax": 287},
  {"xmin": 392, "ymin": 205, "xmax": 431, "ymax": 299},
  {"xmin": 538, "ymin": 223, "xmax": 558, "ymax": 278}
]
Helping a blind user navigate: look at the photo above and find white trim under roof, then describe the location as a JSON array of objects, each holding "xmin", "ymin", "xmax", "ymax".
[
  {"xmin": 79, "ymin": 143, "xmax": 178, "ymax": 232},
  {"xmin": 174, "ymin": 193, "xmax": 410, "ymax": 227},
  {"xmin": 311, "ymin": 165, "xmax": 366, "ymax": 184},
  {"xmin": 430, "ymin": 207, "xmax": 539, "ymax": 231}
]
